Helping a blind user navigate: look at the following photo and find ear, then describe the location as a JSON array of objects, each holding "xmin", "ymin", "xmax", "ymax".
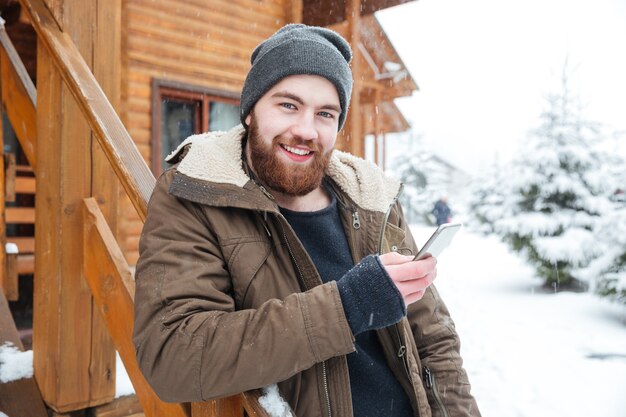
[{"xmin": 245, "ymin": 114, "xmax": 251, "ymax": 126}]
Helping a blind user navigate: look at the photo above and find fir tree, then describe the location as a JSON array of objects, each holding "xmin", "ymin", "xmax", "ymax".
[
  {"xmin": 390, "ymin": 134, "xmax": 451, "ymax": 224},
  {"xmin": 473, "ymin": 67, "xmax": 622, "ymax": 291}
]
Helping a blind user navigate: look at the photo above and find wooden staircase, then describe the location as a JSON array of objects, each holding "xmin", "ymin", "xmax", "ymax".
[{"xmin": 0, "ymin": 1, "xmax": 273, "ymax": 416}]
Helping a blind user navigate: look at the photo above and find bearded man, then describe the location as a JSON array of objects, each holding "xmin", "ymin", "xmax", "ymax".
[{"xmin": 133, "ymin": 24, "xmax": 481, "ymax": 417}]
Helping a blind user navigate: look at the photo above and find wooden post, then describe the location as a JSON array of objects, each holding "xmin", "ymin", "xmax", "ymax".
[
  {"xmin": 373, "ymin": 88, "xmax": 380, "ymax": 166},
  {"xmin": 381, "ymin": 132, "xmax": 387, "ymax": 171},
  {"xmin": 91, "ymin": 0, "xmax": 121, "ymax": 404},
  {"xmin": 287, "ymin": 0, "xmax": 303, "ymax": 23},
  {"xmin": 345, "ymin": 0, "xmax": 363, "ymax": 158},
  {"xmin": 33, "ymin": 0, "xmax": 119, "ymax": 412},
  {"xmin": 0, "ymin": 148, "xmax": 6, "ymax": 297}
]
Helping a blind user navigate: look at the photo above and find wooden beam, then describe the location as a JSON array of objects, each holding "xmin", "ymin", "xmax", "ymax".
[
  {"xmin": 239, "ymin": 390, "xmax": 272, "ymax": 417},
  {"xmin": 82, "ymin": 197, "xmax": 188, "ymax": 417},
  {"xmin": 15, "ymin": 176, "xmax": 36, "ymax": 194},
  {"xmin": 4, "ymin": 253, "xmax": 18, "ymax": 300},
  {"xmin": 6, "ymin": 206, "xmax": 35, "ymax": 223},
  {"xmin": 31, "ymin": 0, "xmax": 115, "ymax": 411},
  {"xmin": 5, "ymin": 153, "xmax": 16, "ymax": 202},
  {"xmin": 286, "ymin": 0, "xmax": 303, "ymax": 23},
  {"xmin": 9, "ymin": 236, "xmax": 35, "ymax": 253},
  {"xmin": 17, "ymin": 253, "xmax": 34, "ymax": 274},
  {"xmin": 191, "ymin": 397, "xmax": 242, "ymax": 417},
  {"xmin": 345, "ymin": 0, "xmax": 363, "ymax": 158},
  {"xmin": 373, "ymin": 88, "xmax": 380, "ymax": 166},
  {"xmin": 0, "ymin": 149, "xmax": 6, "ymax": 299},
  {"xmin": 0, "ymin": 27, "xmax": 37, "ymax": 169},
  {"xmin": 382, "ymin": 132, "xmax": 387, "ymax": 171},
  {"xmin": 90, "ymin": 0, "xmax": 122, "ymax": 404},
  {"xmin": 90, "ymin": 394, "xmax": 143, "ymax": 417},
  {"xmin": 19, "ymin": 0, "xmax": 154, "ymax": 221},
  {"xmin": 189, "ymin": 390, "xmax": 269, "ymax": 417}
]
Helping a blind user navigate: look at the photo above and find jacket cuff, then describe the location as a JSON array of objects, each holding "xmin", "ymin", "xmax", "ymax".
[{"xmin": 336, "ymin": 254, "xmax": 406, "ymax": 335}]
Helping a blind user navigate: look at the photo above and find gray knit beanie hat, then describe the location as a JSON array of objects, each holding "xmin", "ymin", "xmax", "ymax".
[{"xmin": 240, "ymin": 23, "xmax": 353, "ymax": 130}]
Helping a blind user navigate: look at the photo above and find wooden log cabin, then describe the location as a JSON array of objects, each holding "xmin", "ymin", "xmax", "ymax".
[{"xmin": 0, "ymin": 0, "xmax": 418, "ymax": 416}]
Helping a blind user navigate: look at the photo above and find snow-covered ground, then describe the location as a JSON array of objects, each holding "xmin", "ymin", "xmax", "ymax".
[{"xmin": 410, "ymin": 225, "xmax": 626, "ymax": 417}]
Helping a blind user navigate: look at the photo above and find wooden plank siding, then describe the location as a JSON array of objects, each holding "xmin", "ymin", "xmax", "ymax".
[{"xmin": 120, "ymin": 0, "xmax": 293, "ymax": 264}]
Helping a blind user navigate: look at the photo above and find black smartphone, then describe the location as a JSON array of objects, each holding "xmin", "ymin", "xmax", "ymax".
[{"xmin": 413, "ymin": 223, "xmax": 462, "ymax": 260}]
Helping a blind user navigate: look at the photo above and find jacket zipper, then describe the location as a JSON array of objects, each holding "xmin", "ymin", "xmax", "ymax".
[
  {"xmin": 255, "ymin": 181, "xmax": 334, "ymax": 417},
  {"xmin": 423, "ymin": 366, "xmax": 449, "ymax": 417},
  {"xmin": 352, "ymin": 210, "xmax": 361, "ymax": 229},
  {"xmin": 376, "ymin": 184, "xmax": 404, "ymax": 254},
  {"xmin": 393, "ymin": 325, "xmax": 412, "ymax": 383},
  {"xmin": 330, "ymin": 181, "xmax": 361, "ymax": 265},
  {"xmin": 277, "ymin": 215, "xmax": 332, "ymax": 417},
  {"xmin": 321, "ymin": 362, "xmax": 332, "ymax": 417}
]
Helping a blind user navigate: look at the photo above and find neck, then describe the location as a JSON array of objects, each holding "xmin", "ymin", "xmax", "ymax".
[{"xmin": 274, "ymin": 186, "xmax": 331, "ymax": 212}]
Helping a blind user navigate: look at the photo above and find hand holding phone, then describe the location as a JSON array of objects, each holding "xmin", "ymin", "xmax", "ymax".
[{"xmin": 413, "ymin": 223, "xmax": 462, "ymax": 261}]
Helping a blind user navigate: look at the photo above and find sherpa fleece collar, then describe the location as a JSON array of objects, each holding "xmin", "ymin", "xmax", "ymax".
[{"xmin": 165, "ymin": 125, "xmax": 401, "ymax": 213}]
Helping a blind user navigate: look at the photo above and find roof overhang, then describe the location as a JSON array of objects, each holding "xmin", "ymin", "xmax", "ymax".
[{"xmin": 303, "ymin": 0, "xmax": 415, "ymax": 27}]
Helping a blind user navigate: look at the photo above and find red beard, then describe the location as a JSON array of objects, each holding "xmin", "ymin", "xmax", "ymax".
[{"xmin": 247, "ymin": 116, "xmax": 331, "ymax": 197}]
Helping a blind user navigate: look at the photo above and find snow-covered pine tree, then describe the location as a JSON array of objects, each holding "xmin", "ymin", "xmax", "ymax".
[
  {"xmin": 581, "ymin": 203, "xmax": 626, "ymax": 303},
  {"xmin": 390, "ymin": 148, "xmax": 431, "ymax": 224},
  {"xmin": 389, "ymin": 134, "xmax": 451, "ymax": 225},
  {"xmin": 575, "ymin": 161, "xmax": 626, "ymax": 303},
  {"xmin": 484, "ymin": 69, "xmax": 621, "ymax": 290},
  {"xmin": 467, "ymin": 161, "xmax": 514, "ymax": 234}
]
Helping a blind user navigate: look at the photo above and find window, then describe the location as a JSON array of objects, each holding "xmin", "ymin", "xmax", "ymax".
[{"xmin": 152, "ymin": 79, "xmax": 240, "ymax": 174}]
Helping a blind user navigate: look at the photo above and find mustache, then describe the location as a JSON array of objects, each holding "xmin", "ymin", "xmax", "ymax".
[{"xmin": 273, "ymin": 134, "xmax": 324, "ymax": 153}]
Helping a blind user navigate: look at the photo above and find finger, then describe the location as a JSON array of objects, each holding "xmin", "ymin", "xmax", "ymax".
[
  {"xmin": 395, "ymin": 274, "xmax": 433, "ymax": 296},
  {"xmin": 379, "ymin": 251, "xmax": 414, "ymax": 266},
  {"xmin": 386, "ymin": 257, "xmax": 437, "ymax": 282},
  {"xmin": 404, "ymin": 289, "xmax": 426, "ymax": 305}
]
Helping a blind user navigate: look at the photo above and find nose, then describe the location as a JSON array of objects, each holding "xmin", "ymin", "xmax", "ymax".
[{"xmin": 289, "ymin": 112, "xmax": 318, "ymax": 141}]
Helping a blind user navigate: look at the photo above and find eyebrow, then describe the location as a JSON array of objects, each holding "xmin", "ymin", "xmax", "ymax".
[{"xmin": 271, "ymin": 91, "xmax": 341, "ymax": 113}]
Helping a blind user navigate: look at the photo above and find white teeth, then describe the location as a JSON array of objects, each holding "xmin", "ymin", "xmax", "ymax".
[{"xmin": 283, "ymin": 145, "xmax": 311, "ymax": 156}]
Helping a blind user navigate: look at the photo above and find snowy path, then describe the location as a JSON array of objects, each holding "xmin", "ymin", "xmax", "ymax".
[{"xmin": 411, "ymin": 225, "xmax": 626, "ymax": 417}]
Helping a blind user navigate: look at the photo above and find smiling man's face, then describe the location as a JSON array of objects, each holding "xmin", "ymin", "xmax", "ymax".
[{"xmin": 245, "ymin": 74, "xmax": 341, "ymax": 197}]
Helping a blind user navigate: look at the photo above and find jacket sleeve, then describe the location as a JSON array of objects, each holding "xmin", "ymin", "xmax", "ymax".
[
  {"xmin": 132, "ymin": 170, "xmax": 355, "ymax": 403},
  {"xmin": 391, "ymin": 202, "xmax": 481, "ymax": 416}
]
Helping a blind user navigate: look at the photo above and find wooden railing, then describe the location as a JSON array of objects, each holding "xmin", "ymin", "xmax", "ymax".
[
  {"xmin": 0, "ymin": 24, "xmax": 36, "ymax": 169},
  {"xmin": 2, "ymin": 0, "xmax": 272, "ymax": 416}
]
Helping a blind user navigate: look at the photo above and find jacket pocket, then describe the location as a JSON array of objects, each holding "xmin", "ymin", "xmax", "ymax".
[
  {"xmin": 422, "ymin": 366, "xmax": 450, "ymax": 417},
  {"xmin": 381, "ymin": 222, "xmax": 408, "ymax": 254},
  {"xmin": 223, "ymin": 236, "xmax": 271, "ymax": 308}
]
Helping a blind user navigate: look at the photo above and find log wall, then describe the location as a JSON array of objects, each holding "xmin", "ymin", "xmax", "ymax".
[{"xmin": 120, "ymin": 0, "xmax": 294, "ymax": 264}]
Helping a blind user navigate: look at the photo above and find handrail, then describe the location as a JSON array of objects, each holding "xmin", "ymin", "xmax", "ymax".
[
  {"xmin": 0, "ymin": 24, "xmax": 37, "ymax": 169},
  {"xmin": 83, "ymin": 198, "xmax": 188, "ymax": 417},
  {"xmin": 18, "ymin": 0, "xmax": 154, "ymax": 221},
  {"xmin": 84, "ymin": 197, "xmax": 271, "ymax": 417},
  {"xmin": 0, "ymin": 24, "xmax": 36, "ymax": 103}
]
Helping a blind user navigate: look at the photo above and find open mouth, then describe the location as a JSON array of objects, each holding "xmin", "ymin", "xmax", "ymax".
[{"xmin": 281, "ymin": 144, "xmax": 312, "ymax": 156}]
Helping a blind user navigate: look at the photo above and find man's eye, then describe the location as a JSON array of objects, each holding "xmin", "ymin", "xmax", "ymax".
[
  {"xmin": 318, "ymin": 111, "xmax": 334, "ymax": 119},
  {"xmin": 281, "ymin": 103, "xmax": 296, "ymax": 110}
]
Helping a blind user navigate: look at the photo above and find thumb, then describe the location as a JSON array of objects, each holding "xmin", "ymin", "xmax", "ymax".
[{"xmin": 378, "ymin": 251, "xmax": 413, "ymax": 266}]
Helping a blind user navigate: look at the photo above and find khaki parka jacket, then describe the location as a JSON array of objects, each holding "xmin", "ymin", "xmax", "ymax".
[{"xmin": 133, "ymin": 126, "xmax": 481, "ymax": 417}]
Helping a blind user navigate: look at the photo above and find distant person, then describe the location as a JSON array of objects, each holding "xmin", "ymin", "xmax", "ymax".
[
  {"xmin": 432, "ymin": 196, "xmax": 452, "ymax": 226},
  {"xmin": 133, "ymin": 24, "xmax": 480, "ymax": 417}
]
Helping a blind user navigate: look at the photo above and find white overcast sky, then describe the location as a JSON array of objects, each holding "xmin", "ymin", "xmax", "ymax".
[{"xmin": 377, "ymin": 0, "xmax": 626, "ymax": 175}]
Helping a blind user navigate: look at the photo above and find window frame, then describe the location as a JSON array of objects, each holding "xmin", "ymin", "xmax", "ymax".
[{"xmin": 151, "ymin": 78, "xmax": 240, "ymax": 174}]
